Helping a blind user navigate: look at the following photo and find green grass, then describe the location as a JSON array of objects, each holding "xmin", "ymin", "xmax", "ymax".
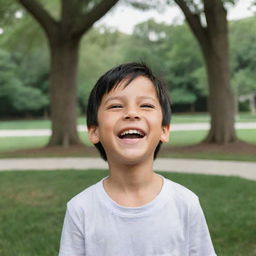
[
  {"xmin": 0, "ymin": 119, "xmax": 51, "ymax": 130},
  {"xmin": 0, "ymin": 118, "xmax": 87, "ymax": 130},
  {"xmin": 238, "ymin": 129, "xmax": 256, "ymax": 144},
  {"xmin": 235, "ymin": 113, "xmax": 256, "ymax": 122},
  {"xmin": 170, "ymin": 112, "xmax": 256, "ymax": 123},
  {"xmin": 0, "ymin": 170, "xmax": 255, "ymax": 256},
  {"xmin": 167, "ymin": 129, "xmax": 256, "ymax": 146},
  {"xmin": 168, "ymin": 130, "xmax": 208, "ymax": 146},
  {"xmin": 0, "ymin": 132, "xmax": 91, "ymax": 153},
  {"xmin": 0, "ymin": 137, "xmax": 49, "ymax": 152}
]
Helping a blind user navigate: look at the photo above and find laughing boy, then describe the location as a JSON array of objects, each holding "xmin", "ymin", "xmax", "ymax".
[{"xmin": 58, "ymin": 62, "xmax": 216, "ymax": 256}]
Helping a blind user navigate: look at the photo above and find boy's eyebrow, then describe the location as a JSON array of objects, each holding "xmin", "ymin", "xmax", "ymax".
[
  {"xmin": 103, "ymin": 96, "xmax": 124, "ymax": 104},
  {"xmin": 139, "ymin": 96, "xmax": 158, "ymax": 102}
]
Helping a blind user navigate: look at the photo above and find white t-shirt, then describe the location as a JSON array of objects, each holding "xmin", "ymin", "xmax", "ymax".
[{"xmin": 59, "ymin": 175, "xmax": 217, "ymax": 256}]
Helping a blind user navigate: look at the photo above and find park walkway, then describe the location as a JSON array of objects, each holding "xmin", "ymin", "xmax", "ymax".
[{"xmin": 0, "ymin": 157, "xmax": 255, "ymax": 181}]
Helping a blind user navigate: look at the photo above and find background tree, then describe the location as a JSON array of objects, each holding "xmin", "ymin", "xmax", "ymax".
[
  {"xmin": 17, "ymin": 0, "xmax": 119, "ymax": 147},
  {"xmin": 174, "ymin": 0, "xmax": 237, "ymax": 143}
]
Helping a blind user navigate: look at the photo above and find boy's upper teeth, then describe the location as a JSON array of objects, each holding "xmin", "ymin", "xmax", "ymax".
[{"xmin": 120, "ymin": 129, "xmax": 144, "ymax": 136}]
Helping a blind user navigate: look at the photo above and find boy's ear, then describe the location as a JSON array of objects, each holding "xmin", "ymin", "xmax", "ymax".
[
  {"xmin": 160, "ymin": 124, "xmax": 170, "ymax": 143},
  {"xmin": 88, "ymin": 126, "xmax": 100, "ymax": 144}
]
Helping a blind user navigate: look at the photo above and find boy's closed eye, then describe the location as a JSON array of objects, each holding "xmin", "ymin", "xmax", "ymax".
[
  {"xmin": 107, "ymin": 104, "xmax": 123, "ymax": 109},
  {"xmin": 107, "ymin": 103, "xmax": 156, "ymax": 110},
  {"xmin": 140, "ymin": 103, "xmax": 155, "ymax": 109}
]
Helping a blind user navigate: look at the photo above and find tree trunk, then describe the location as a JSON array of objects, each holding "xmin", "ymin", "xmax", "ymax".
[
  {"xmin": 201, "ymin": 24, "xmax": 237, "ymax": 143},
  {"xmin": 203, "ymin": 51, "xmax": 237, "ymax": 143},
  {"xmin": 48, "ymin": 37, "xmax": 81, "ymax": 147},
  {"xmin": 175, "ymin": 0, "xmax": 238, "ymax": 144}
]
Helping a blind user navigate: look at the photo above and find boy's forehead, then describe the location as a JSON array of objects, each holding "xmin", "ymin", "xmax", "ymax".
[{"xmin": 107, "ymin": 76, "xmax": 155, "ymax": 94}]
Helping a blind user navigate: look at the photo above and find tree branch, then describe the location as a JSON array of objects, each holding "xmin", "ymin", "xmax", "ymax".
[
  {"xmin": 18, "ymin": 0, "xmax": 58, "ymax": 38},
  {"xmin": 73, "ymin": 0, "xmax": 119, "ymax": 38},
  {"xmin": 203, "ymin": 0, "xmax": 227, "ymax": 36},
  {"xmin": 174, "ymin": 0, "xmax": 208, "ymax": 47}
]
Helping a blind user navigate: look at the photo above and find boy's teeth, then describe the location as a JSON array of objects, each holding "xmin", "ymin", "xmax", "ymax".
[{"xmin": 120, "ymin": 129, "xmax": 143, "ymax": 136}]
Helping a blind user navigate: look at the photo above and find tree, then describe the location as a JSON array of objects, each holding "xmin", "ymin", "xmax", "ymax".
[
  {"xmin": 174, "ymin": 0, "xmax": 237, "ymax": 143},
  {"xmin": 17, "ymin": 0, "xmax": 119, "ymax": 147}
]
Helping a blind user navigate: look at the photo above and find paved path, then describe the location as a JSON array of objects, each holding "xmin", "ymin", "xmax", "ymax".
[
  {"xmin": 1, "ymin": 122, "xmax": 256, "ymax": 137},
  {"xmin": 0, "ymin": 157, "xmax": 255, "ymax": 181}
]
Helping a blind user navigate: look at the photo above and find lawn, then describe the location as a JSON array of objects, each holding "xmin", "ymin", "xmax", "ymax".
[
  {"xmin": 168, "ymin": 129, "xmax": 256, "ymax": 146},
  {"xmin": 0, "ymin": 118, "xmax": 86, "ymax": 130},
  {"xmin": 0, "ymin": 170, "xmax": 255, "ymax": 256}
]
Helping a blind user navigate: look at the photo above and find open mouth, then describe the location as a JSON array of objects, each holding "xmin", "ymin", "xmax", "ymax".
[{"xmin": 118, "ymin": 129, "xmax": 145, "ymax": 139}]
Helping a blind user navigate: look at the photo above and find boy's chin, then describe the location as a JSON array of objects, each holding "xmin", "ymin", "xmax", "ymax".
[{"xmin": 109, "ymin": 150, "xmax": 154, "ymax": 166}]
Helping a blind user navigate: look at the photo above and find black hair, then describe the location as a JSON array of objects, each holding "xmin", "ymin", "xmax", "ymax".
[{"xmin": 86, "ymin": 62, "xmax": 171, "ymax": 161}]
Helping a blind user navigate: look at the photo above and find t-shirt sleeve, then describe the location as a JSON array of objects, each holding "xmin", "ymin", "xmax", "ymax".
[
  {"xmin": 188, "ymin": 197, "xmax": 217, "ymax": 256},
  {"xmin": 58, "ymin": 204, "xmax": 85, "ymax": 256}
]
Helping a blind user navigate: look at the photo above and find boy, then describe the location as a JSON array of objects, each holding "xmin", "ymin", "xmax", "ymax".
[{"xmin": 59, "ymin": 63, "xmax": 217, "ymax": 256}]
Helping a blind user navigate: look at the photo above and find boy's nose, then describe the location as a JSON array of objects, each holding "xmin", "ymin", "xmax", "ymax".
[{"xmin": 123, "ymin": 109, "xmax": 140, "ymax": 120}]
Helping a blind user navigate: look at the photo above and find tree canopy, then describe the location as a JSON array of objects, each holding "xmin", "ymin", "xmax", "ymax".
[{"xmin": 0, "ymin": 14, "xmax": 255, "ymax": 117}]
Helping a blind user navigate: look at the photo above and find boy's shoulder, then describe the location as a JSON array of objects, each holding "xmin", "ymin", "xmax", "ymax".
[
  {"xmin": 66, "ymin": 181, "xmax": 99, "ymax": 213},
  {"xmin": 167, "ymin": 178, "xmax": 198, "ymax": 197},
  {"xmin": 164, "ymin": 177, "xmax": 199, "ymax": 208}
]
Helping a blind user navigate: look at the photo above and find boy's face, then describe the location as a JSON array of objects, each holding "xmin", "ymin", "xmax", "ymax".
[{"xmin": 88, "ymin": 76, "xmax": 170, "ymax": 165}]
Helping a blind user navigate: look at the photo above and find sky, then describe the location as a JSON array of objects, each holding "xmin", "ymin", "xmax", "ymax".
[{"xmin": 96, "ymin": 0, "xmax": 255, "ymax": 34}]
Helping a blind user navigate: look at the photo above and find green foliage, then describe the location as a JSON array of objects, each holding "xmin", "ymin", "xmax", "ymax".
[
  {"xmin": 78, "ymin": 27, "xmax": 129, "ymax": 110},
  {"xmin": 0, "ymin": 9, "xmax": 47, "ymax": 51},
  {"xmin": 163, "ymin": 24, "xmax": 205, "ymax": 104},
  {"xmin": 230, "ymin": 17, "xmax": 256, "ymax": 95},
  {"xmin": 11, "ymin": 86, "xmax": 48, "ymax": 111},
  {"xmin": 0, "ymin": 49, "xmax": 49, "ymax": 116},
  {"xmin": 0, "ymin": 1, "xmax": 50, "ymax": 117},
  {"xmin": 0, "ymin": 0, "xmax": 20, "ymax": 27}
]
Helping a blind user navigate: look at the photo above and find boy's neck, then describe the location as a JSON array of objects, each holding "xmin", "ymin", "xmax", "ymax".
[{"xmin": 103, "ymin": 158, "xmax": 163, "ymax": 207}]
